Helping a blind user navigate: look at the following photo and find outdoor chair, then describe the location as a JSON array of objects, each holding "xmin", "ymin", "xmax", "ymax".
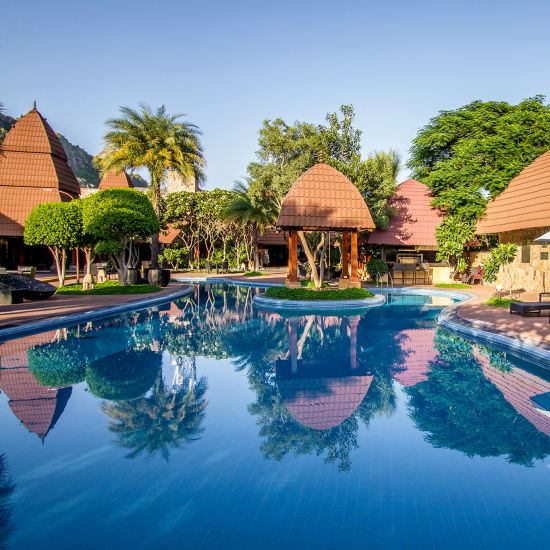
[
  {"xmin": 415, "ymin": 264, "xmax": 430, "ymax": 284},
  {"xmin": 510, "ymin": 292, "xmax": 550, "ymax": 316},
  {"xmin": 465, "ymin": 266, "xmax": 483, "ymax": 284}
]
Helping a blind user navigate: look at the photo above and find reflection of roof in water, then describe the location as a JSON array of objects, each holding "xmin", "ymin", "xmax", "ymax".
[
  {"xmin": 393, "ymin": 329, "xmax": 438, "ymax": 387},
  {"xmin": 0, "ymin": 331, "xmax": 72, "ymax": 440},
  {"xmin": 278, "ymin": 375, "xmax": 373, "ymax": 431},
  {"xmin": 475, "ymin": 351, "xmax": 550, "ymax": 438}
]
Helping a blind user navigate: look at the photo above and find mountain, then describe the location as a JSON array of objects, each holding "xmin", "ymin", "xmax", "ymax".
[{"xmin": 0, "ymin": 111, "xmax": 149, "ymax": 189}]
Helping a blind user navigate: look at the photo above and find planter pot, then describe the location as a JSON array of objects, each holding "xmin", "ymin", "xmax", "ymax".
[
  {"xmin": 0, "ymin": 289, "xmax": 24, "ymax": 305},
  {"xmin": 147, "ymin": 268, "xmax": 163, "ymax": 287},
  {"xmin": 127, "ymin": 268, "xmax": 140, "ymax": 285},
  {"xmin": 161, "ymin": 269, "xmax": 171, "ymax": 287}
]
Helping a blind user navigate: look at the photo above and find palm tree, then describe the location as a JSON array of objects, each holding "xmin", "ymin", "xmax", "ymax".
[
  {"xmin": 96, "ymin": 104, "xmax": 206, "ymax": 266},
  {"xmin": 0, "ymin": 454, "xmax": 15, "ymax": 548},
  {"xmin": 224, "ymin": 182, "xmax": 277, "ymax": 271},
  {"xmin": 101, "ymin": 373, "xmax": 208, "ymax": 461}
]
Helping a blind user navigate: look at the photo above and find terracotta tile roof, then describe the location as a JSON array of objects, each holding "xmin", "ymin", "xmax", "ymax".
[
  {"xmin": 277, "ymin": 163, "xmax": 375, "ymax": 230},
  {"xmin": 368, "ymin": 179, "xmax": 444, "ymax": 246},
  {"xmin": 278, "ymin": 375, "xmax": 373, "ymax": 430},
  {"xmin": 0, "ymin": 107, "xmax": 80, "ymax": 237},
  {"xmin": 392, "ymin": 328, "xmax": 438, "ymax": 387},
  {"xmin": 477, "ymin": 149, "xmax": 550, "ymax": 234},
  {"xmin": 0, "ymin": 331, "xmax": 72, "ymax": 439},
  {"xmin": 98, "ymin": 169, "xmax": 134, "ymax": 189},
  {"xmin": 475, "ymin": 351, "xmax": 550, "ymax": 438},
  {"xmin": 159, "ymin": 224, "xmax": 182, "ymax": 244},
  {"xmin": 258, "ymin": 228, "xmax": 288, "ymax": 246}
]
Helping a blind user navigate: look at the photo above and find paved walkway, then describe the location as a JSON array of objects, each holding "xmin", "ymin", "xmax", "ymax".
[{"xmin": 3, "ymin": 270, "xmax": 550, "ymax": 348}]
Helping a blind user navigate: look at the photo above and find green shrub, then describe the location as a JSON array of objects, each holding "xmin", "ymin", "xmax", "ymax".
[
  {"xmin": 264, "ymin": 287, "xmax": 373, "ymax": 301},
  {"xmin": 56, "ymin": 281, "xmax": 161, "ymax": 295},
  {"xmin": 482, "ymin": 243, "xmax": 518, "ymax": 284},
  {"xmin": 301, "ymin": 280, "xmax": 329, "ymax": 288},
  {"xmin": 243, "ymin": 271, "xmax": 265, "ymax": 277},
  {"xmin": 483, "ymin": 297, "xmax": 520, "ymax": 307},
  {"xmin": 366, "ymin": 258, "xmax": 389, "ymax": 280},
  {"xmin": 435, "ymin": 283, "xmax": 471, "ymax": 289},
  {"xmin": 28, "ymin": 340, "xmax": 86, "ymax": 388}
]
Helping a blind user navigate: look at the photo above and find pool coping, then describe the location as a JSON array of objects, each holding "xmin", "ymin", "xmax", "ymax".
[
  {"xmin": 0, "ymin": 285, "xmax": 195, "ymax": 343},
  {"xmin": 253, "ymin": 292, "xmax": 386, "ymax": 311}
]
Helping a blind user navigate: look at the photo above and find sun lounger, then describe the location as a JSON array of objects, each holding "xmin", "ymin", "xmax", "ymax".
[{"xmin": 510, "ymin": 293, "xmax": 550, "ymax": 316}]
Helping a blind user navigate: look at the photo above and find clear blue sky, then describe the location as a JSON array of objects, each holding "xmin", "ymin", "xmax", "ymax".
[{"xmin": 3, "ymin": 0, "xmax": 550, "ymax": 188}]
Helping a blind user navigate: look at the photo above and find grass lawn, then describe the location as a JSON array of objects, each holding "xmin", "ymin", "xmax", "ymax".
[
  {"xmin": 264, "ymin": 286, "xmax": 373, "ymax": 301},
  {"xmin": 56, "ymin": 280, "xmax": 162, "ymax": 295},
  {"xmin": 435, "ymin": 283, "xmax": 471, "ymax": 289},
  {"xmin": 242, "ymin": 271, "xmax": 267, "ymax": 277},
  {"xmin": 482, "ymin": 296, "xmax": 520, "ymax": 307}
]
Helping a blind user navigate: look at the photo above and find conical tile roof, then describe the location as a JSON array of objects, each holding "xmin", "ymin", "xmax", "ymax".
[
  {"xmin": 277, "ymin": 163, "xmax": 375, "ymax": 230},
  {"xmin": 98, "ymin": 169, "xmax": 134, "ymax": 189},
  {"xmin": 0, "ymin": 107, "xmax": 80, "ymax": 236}
]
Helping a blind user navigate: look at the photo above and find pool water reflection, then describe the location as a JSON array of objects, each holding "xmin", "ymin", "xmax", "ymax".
[{"xmin": 0, "ymin": 284, "xmax": 549, "ymax": 549}]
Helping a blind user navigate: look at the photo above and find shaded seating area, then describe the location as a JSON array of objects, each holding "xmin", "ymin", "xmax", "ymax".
[{"xmin": 277, "ymin": 162, "xmax": 375, "ymax": 288}]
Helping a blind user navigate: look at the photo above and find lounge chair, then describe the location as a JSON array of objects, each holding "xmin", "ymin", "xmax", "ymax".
[{"xmin": 510, "ymin": 292, "xmax": 550, "ymax": 316}]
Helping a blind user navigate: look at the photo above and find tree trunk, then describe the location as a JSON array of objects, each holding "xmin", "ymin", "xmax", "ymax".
[
  {"xmin": 298, "ymin": 231, "xmax": 320, "ymax": 287},
  {"xmin": 318, "ymin": 232, "xmax": 329, "ymax": 286},
  {"xmin": 151, "ymin": 233, "xmax": 160, "ymax": 269},
  {"xmin": 253, "ymin": 228, "xmax": 259, "ymax": 272}
]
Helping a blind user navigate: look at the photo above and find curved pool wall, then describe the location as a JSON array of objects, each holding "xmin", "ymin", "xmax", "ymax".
[
  {"xmin": 253, "ymin": 292, "xmax": 386, "ymax": 311},
  {"xmin": 0, "ymin": 285, "xmax": 195, "ymax": 343}
]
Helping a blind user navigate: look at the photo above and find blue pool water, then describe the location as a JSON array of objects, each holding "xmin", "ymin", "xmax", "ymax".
[{"xmin": 0, "ymin": 284, "xmax": 550, "ymax": 549}]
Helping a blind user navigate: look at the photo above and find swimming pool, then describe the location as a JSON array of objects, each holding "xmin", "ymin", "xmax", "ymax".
[{"xmin": 0, "ymin": 283, "xmax": 549, "ymax": 549}]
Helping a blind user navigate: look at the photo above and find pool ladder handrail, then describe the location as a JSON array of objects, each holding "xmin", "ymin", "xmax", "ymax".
[{"xmin": 375, "ymin": 271, "xmax": 394, "ymax": 289}]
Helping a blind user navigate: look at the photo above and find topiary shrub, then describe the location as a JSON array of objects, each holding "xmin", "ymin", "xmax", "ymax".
[
  {"xmin": 86, "ymin": 349, "xmax": 161, "ymax": 401},
  {"xmin": 28, "ymin": 340, "xmax": 87, "ymax": 388},
  {"xmin": 366, "ymin": 258, "xmax": 389, "ymax": 280}
]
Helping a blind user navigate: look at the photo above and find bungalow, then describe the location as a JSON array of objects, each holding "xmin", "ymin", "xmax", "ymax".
[{"xmin": 476, "ymin": 149, "xmax": 550, "ymax": 292}]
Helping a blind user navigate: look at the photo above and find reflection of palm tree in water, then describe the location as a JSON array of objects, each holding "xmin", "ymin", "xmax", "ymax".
[
  {"xmin": 0, "ymin": 454, "xmax": 15, "ymax": 549},
  {"xmin": 101, "ymin": 371, "xmax": 208, "ymax": 461}
]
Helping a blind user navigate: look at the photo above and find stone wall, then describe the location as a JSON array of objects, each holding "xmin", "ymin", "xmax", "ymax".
[
  {"xmin": 471, "ymin": 226, "xmax": 550, "ymax": 292},
  {"xmin": 165, "ymin": 169, "xmax": 198, "ymax": 193}
]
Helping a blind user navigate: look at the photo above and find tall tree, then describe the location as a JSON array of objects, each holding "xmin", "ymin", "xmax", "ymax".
[
  {"xmin": 95, "ymin": 104, "xmax": 206, "ymax": 266},
  {"xmin": 408, "ymin": 96, "xmax": 550, "ymax": 221},
  {"xmin": 224, "ymin": 182, "xmax": 277, "ymax": 271}
]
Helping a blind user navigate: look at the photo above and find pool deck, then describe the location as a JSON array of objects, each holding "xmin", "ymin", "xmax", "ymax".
[{"xmin": 2, "ymin": 270, "xmax": 550, "ymax": 350}]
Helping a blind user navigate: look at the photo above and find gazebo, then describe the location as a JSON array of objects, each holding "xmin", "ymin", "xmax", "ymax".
[
  {"xmin": 98, "ymin": 169, "xmax": 134, "ymax": 189},
  {"xmin": 276, "ymin": 162, "xmax": 375, "ymax": 288}
]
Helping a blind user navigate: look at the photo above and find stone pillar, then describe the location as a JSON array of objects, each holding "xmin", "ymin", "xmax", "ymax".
[{"xmin": 286, "ymin": 229, "xmax": 300, "ymax": 288}]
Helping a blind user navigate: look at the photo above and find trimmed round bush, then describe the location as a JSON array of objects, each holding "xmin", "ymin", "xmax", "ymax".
[
  {"xmin": 86, "ymin": 349, "xmax": 161, "ymax": 401},
  {"xmin": 366, "ymin": 258, "xmax": 389, "ymax": 280},
  {"xmin": 28, "ymin": 340, "xmax": 87, "ymax": 388}
]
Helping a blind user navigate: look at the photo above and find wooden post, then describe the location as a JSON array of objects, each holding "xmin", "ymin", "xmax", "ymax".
[
  {"xmin": 340, "ymin": 229, "xmax": 349, "ymax": 288},
  {"xmin": 289, "ymin": 317, "xmax": 299, "ymax": 374},
  {"xmin": 75, "ymin": 248, "xmax": 80, "ymax": 284},
  {"xmin": 350, "ymin": 229, "xmax": 360, "ymax": 288},
  {"xmin": 286, "ymin": 228, "xmax": 300, "ymax": 288},
  {"xmin": 349, "ymin": 317, "xmax": 359, "ymax": 370}
]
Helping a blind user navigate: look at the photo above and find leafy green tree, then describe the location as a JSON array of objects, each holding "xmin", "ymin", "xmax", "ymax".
[
  {"xmin": 0, "ymin": 454, "xmax": 15, "ymax": 548},
  {"xmin": 408, "ymin": 96, "xmax": 550, "ymax": 220},
  {"xmin": 224, "ymin": 184, "xmax": 277, "ymax": 271},
  {"xmin": 407, "ymin": 329, "xmax": 550, "ymax": 466},
  {"xmin": 434, "ymin": 215, "xmax": 476, "ymax": 274},
  {"xmin": 481, "ymin": 243, "xmax": 518, "ymax": 293},
  {"xmin": 101, "ymin": 374, "xmax": 208, "ymax": 461},
  {"xmin": 82, "ymin": 189, "xmax": 160, "ymax": 285},
  {"xmin": 95, "ymin": 104, "xmax": 205, "ymax": 267},
  {"xmin": 24, "ymin": 201, "xmax": 82, "ymax": 286}
]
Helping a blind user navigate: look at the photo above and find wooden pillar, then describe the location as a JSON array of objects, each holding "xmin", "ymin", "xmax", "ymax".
[
  {"xmin": 348, "ymin": 317, "xmax": 359, "ymax": 370},
  {"xmin": 286, "ymin": 228, "xmax": 300, "ymax": 288},
  {"xmin": 289, "ymin": 317, "xmax": 299, "ymax": 374},
  {"xmin": 350, "ymin": 229, "xmax": 360, "ymax": 288},
  {"xmin": 342, "ymin": 229, "xmax": 349, "ymax": 279}
]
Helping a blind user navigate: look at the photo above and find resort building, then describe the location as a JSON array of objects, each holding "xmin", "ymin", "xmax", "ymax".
[
  {"xmin": 476, "ymin": 149, "xmax": 550, "ymax": 292},
  {"xmin": 80, "ymin": 168, "xmax": 135, "ymax": 197},
  {"xmin": 367, "ymin": 179, "xmax": 444, "ymax": 263},
  {"xmin": 164, "ymin": 169, "xmax": 199, "ymax": 193},
  {"xmin": 0, "ymin": 332, "xmax": 72, "ymax": 441},
  {"xmin": 0, "ymin": 107, "xmax": 80, "ymax": 268}
]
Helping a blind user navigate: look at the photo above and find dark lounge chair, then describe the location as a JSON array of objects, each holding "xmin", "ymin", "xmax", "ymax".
[{"xmin": 510, "ymin": 292, "xmax": 550, "ymax": 316}]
